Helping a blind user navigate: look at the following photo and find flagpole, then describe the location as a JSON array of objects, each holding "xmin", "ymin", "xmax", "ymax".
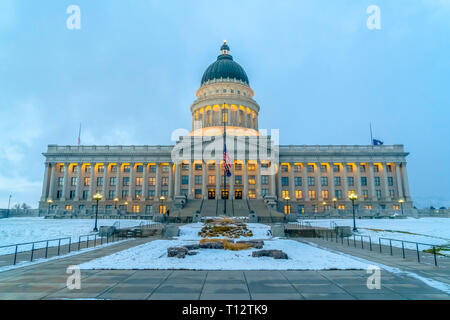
[
  {"xmin": 370, "ymin": 123, "xmax": 374, "ymax": 149},
  {"xmin": 78, "ymin": 123, "xmax": 82, "ymax": 146},
  {"xmin": 223, "ymin": 115, "xmax": 227, "ymax": 216}
]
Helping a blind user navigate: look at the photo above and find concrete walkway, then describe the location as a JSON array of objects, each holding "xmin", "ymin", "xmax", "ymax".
[
  {"xmin": 296, "ymin": 237, "xmax": 450, "ymax": 287},
  {"xmin": 0, "ymin": 236, "xmax": 448, "ymax": 300}
]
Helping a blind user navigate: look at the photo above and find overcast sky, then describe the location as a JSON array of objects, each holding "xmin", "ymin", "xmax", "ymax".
[{"xmin": 1, "ymin": 0, "xmax": 449, "ymax": 208}]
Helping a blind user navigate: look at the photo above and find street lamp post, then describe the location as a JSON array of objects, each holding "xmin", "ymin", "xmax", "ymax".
[
  {"xmin": 284, "ymin": 196, "xmax": 290, "ymax": 215},
  {"xmin": 47, "ymin": 199, "xmax": 53, "ymax": 216},
  {"xmin": 398, "ymin": 198, "xmax": 405, "ymax": 215},
  {"xmin": 114, "ymin": 197, "xmax": 119, "ymax": 210},
  {"xmin": 93, "ymin": 193, "xmax": 103, "ymax": 232},
  {"xmin": 332, "ymin": 197, "xmax": 337, "ymax": 209},
  {"xmin": 7, "ymin": 194, "xmax": 12, "ymax": 218},
  {"xmin": 349, "ymin": 192, "xmax": 358, "ymax": 232},
  {"xmin": 160, "ymin": 196, "xmax": 166, "ymax": 215}
]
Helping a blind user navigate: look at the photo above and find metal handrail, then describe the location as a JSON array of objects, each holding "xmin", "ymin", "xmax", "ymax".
[{"xmin": 0, "ymin": 236, "xmax": 71, "ymax": 250}]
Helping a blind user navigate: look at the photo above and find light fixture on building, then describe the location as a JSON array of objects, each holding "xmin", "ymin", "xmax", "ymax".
[
  {"xmin": 92, "ymin": 193, "xmax": 103, "ymax": 232},
  {"xmin": 348, "ymin": 192, "xmax": 358, "ymax": 231}
]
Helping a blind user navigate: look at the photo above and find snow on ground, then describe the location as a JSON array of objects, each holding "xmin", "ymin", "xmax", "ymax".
[
  {"xmin": 0, "ymin": 217, "xmax": 146, "ymax": 255},
  {"xmin": 177, "ymin": 222, "xmax": 272, "ymax": 240},
  {"xmin": 80, "ymin": 223, "xmax": 370, "ymax": 270},
  {"xmin": 298, "ymin": 218, "xmax": 450, "ymax": 252}
]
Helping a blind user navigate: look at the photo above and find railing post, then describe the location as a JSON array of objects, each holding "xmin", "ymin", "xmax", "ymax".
[
  {"xmin": 57, "ymin": 239, "xmax": 61, "ymax": 256},
  {"xmin": 30, "ymin": 243, "xmax": 35, "ymax": 262},
  {"xmin": 68, "ymin": 238, "xmax": 71, "ymax": 253},
  {"xmin": 87, "ymin": 235, "xmax": 89, "ymax": 248},
  {"xmin": 379, "ymin": 239, "xmax": 382, "ymax": 253},
  {"xmin": 369, "ymin": 238, "xmax": 372, "ymax": 251},
  {"xmin": 45, "ymin": 241, "xmax": 49, "ymax": 258},
  {"xmin": 402, "ymin": 242, "xmax": 405, "ymax": 259},
  {"xmin": 13, "ymin": 245, "xmax": 18, "ymax": 265},
  {"xmin": 389, "ymin": 240, "xmax": 392, "ymax": 256},
  {"xmin": 361, "ymin": 236, "xmax": 364, "ymax": 249},
  {"xmin": 416, "ymin": 243, "xmax": 420, "ymax": 263},
  {"xmin": 353, "ymin": 235, "xmax": 356, "ymax": 248},
  {"xmin": 107, "ymin": 234, "xmax": 109, "ymax": 244},
  {"xmin": 94, "ymin": 235, "xmax": 97, "ymax": 247},
  {"xmin": 433, "ymin": 246, "xmax": 437, "ymax": 267},
  {"xmin": 78, "ymin": 236, "xmax": 81, "ymax": 251},
  {"xmin": 347, "ymin": 236, "xmax": 349, "ymax": 246}
]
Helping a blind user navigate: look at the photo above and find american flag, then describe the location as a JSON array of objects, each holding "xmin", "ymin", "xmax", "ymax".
[{"xmin": 223, "ymin": 145, "xmax": 232, "ymax": 177}]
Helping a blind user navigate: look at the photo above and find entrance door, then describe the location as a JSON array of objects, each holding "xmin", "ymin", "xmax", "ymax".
[
  {"xmin": 235, "ymin": 190, "xmax": 242, "ymax": 199},
  {"xmin": 208, "ymin": 190, "xmax": 215, "ymax": 199},
  {"xmin": 221, "ymin": 189, "xmax": 229, "ymax": 199}
]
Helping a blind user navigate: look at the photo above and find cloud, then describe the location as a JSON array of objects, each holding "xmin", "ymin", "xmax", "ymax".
[{"xmin": 0, "ymin": 174, "xmax": 41, "ymax": 193}]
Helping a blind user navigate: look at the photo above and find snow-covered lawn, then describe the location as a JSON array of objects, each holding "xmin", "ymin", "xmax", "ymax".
[
  {"xmin": 79, "ymin": 223, "xmax": 370, "ymax": 270},
  {"xmin": 299, "ymin": 218, "xmax": 450, "ymax": 253},
  {"xmin": 0, "ymin": 217, "xmax": 145, "ymax": 255}
]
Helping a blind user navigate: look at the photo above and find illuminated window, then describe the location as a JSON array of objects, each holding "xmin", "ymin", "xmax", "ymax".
[
  {"xmin": 135, "ymin": 190, "xmax": 142, "ymax": 200},
  {"xmin": 338, "ymin": 205, "xmax": 345, "ymax": 210},
  {"xmin": 84, "ymin": 177, "xmax": 90, "ymax": 186},
  {"xmin": 222, "ymin": 111, "xmax": 228, "ymax": 123},
  {"xmin": 132, "ymin": 205, "xmax": 140, "ymax": 213},
  {"xmin": 282, "ymin": 190, "xmax": 290, "ymax": 199},
  {"xmin": 322, "ymin": 190, "xmax": 329, "ymax": 199},
  {"xmin": 161, "ymin": 177, "xmax": 169, "ymax": 186},
  {"xmin": 393, "ymin": 205, "xmax": 400, "ymax": 210},
  {"xmin": 284, "ymin": 204, "xmax": 291, "ymax": 215},
  {"xmin": 248, "ymin": 175, "xmax": 256, "ymax": 185},
  {"xmin": 136, "ymin": 177, "xmax": 142, "ymax": 186},
  {"xmin": 248, "ymin": 164, "xmax": 256, "ymax": 171},
  {"xmin": 208, "ymin": 175, "xmax": 215, "ymax": 184},
  {"xmin": 365, "ymin": 205, "xmax": 372, "ymax": 210},
  {"xmin": 295, "ymin": 190, "xmax": 303, "ymax": 199},
  {"xmin": 65, "ymin": 205, "xmax": 72, "ymax": 211},
  {"xmin": 149, "ymin": 177, "xmax": 156, "ymax": 186},
  {"xmin": 308, "ymin": 190, "xmax": 316, "ymax": 200},
  {"xmin": 248, "ymin": 190, "xmax": 256, "ymax": 199},
  {"xmin": 160, "ymin": 205, "xmax": 167, "ymax": 214}
]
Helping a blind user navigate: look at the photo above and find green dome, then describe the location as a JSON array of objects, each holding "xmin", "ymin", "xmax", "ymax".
[{"xmin": 201, "ymin": 42, "xmax": 249, "ymax": 86}]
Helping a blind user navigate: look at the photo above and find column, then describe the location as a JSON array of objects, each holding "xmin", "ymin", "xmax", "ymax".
[
  {"xmin": 368, "ymin": 163, "xmax": 376, "ymax": 200},
  {"xmin": 401, "ymin": 162, "xmax": 411, "ymax": 201},
  {"xmin": 40, "ymin": 162, "xmax": 50, "ymax": 201},
  {"xmin": 395, "ymin": 162, "xmax": 404, "ymax": 199},
  {"xmin": 75, "ymin": 162, "xmax": 82, "ymax": 201},
  {"xmin": 202, "ymin": 161, "xmax": 207, "ymax": 199},
  {"xmin": 88, "ymin": 163, "xmax": 95, "ymax": 201},
  {"xmin": 316, "ymin": 162, "xmax": 322, "ymax": 201},
  {"xmin": 329, "ymin": 163, "xmax": 335, "ymax": 200},
  {"xmin": 355, "ymin": 163, "xmax": 362, "ymax": 196},
  {"xmin": 61, "ymin": 162, "xmax": 69, "ymax": 201},
  {"xmin": 175, "ymin": 162, "xmax": 181, "ymax": 197},
  {"xmin": 188, "ymin": 161, "xmax": 193, "ymax": 199},
  {"xmin": 270, "ymin": 162, "xmax": 276, "ymax": 196},
  {"xmin": 290, "ymin": 163, "xmax": 295, "ymax": 201},
  {"xmin": 129, "ymin": 162, "xmax": 135, "ymax": 201},
  {"xmin": 48, "ymin": 163, "xmax": 56, "ymax": 200},
  {"xmin": 115, "ymin": 163, "xmax": 121, "ymax": 200},
  {"xmin": 102, "ymin": 162, "xmax": 108, "ymax": 201},
  {"xmin": 256, "ymin": 161, "xmax": 261, "ymax": 199},
  {"xmin": 382, "ymin": 162, "xmax": 389, "ymax": 200},
  {"xmin": 342, "ymin": 164, "xmax": 349, "ymax": 201},
  {"xmin": 302, "ymin": 163, "xmax": 309, "ymax": 201},
  {"xmin": 155, "ymin": 163, "xmax": 160, "ymax": 199},
  {"xmin": 277, "ymin": 164, "xmax": 282, "ymax": 199},
  {"xmin": 168, "ymin": 162, "xmax": 173, "ymax": 199},
  {"xmin": 244, "ymin": 161, "xmax": 249, "ymax": 199},
  {"xmin": 215, "ymin": 161, "xmax": 220, "ymax": 199},
  {"xmin": 142, "ymin": 163, "xmax": 148, "ymax": 202}
]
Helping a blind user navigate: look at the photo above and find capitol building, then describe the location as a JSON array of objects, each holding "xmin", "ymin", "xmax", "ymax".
[{"xmin": 38, "ymin": 42, "xmax": 413, "ymax": 221}]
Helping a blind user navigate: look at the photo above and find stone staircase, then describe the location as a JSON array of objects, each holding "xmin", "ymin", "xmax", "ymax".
[{"xmin": 200, "ymin": 200, "xmax": 218, "ymax": 217}]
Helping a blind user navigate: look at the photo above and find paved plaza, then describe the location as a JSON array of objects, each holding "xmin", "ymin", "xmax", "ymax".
[{"xmin": 0, "ymin": 237, "xmax": 448, "ymax": 300}]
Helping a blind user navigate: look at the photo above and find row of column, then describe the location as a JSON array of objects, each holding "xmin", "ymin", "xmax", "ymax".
[
  {"xmin": 195, "ymin": 108, "xmax": 257, "ymax": 130},
  {"xmin": 277, "ymin": 162, "xmax": 411, "ymax": 202}
]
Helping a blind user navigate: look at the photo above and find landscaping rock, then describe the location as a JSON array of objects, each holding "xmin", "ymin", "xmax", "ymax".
[
  {"xmin": 199, "ymin": 242, "xmax": 224, "ymax": 249},
  {"xmin": 183, "ymin": 244, "xmax": 200, "ymax": 250},
  {"xmin": 252, "ymin": 249, "xmax": 288, "ymax": 259},
  {"xmin": 167, "ymin": 246, "xmax": 189, "ymax": 258}
]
